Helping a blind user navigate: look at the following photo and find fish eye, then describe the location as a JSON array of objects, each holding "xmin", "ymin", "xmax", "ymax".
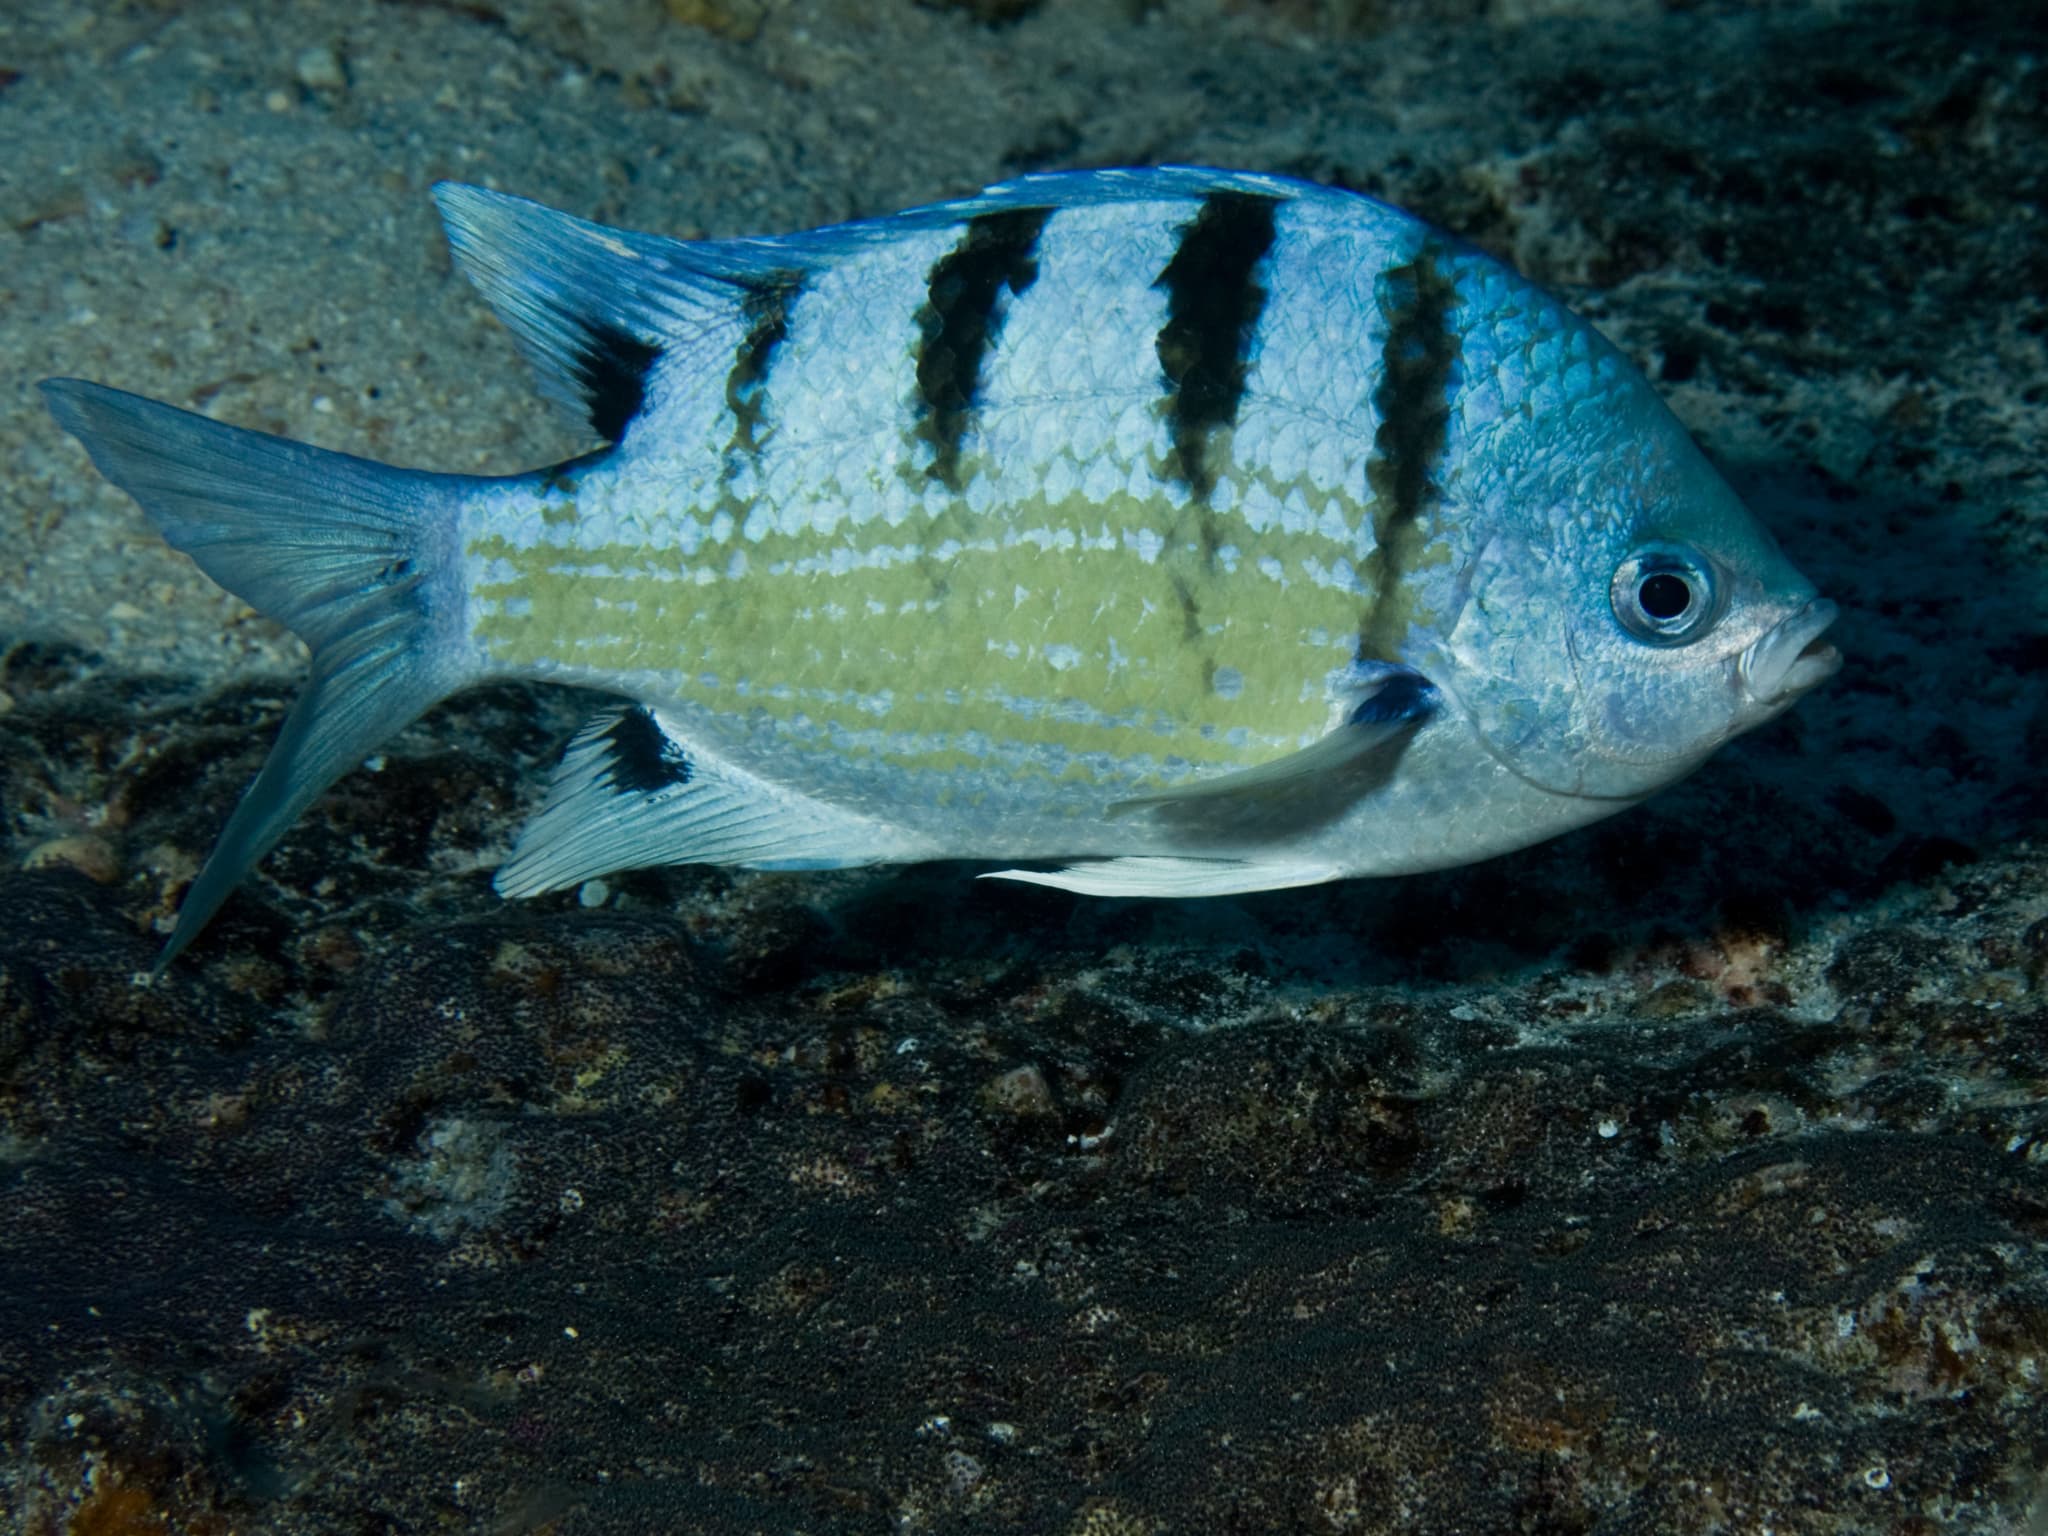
[
  {"xmin": 1611, "ymin": 543, "xmax": 1719, "ymax": 644},
  {"xmin": 1639, "ymin": 572, "xmax": 1691, "ymax": 620}
]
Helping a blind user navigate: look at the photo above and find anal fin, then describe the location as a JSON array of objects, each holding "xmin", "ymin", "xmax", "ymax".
[
  {"xmin": 980, "ymin": 856, "xmax": 1337, "ymax": 899},
  {"xmin": 494, "ymin": 705, "xmax": 913, "ymax": 897}
]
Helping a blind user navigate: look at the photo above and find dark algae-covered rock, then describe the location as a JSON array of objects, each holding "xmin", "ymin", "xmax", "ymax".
[
  {"xmin": 4, "ymin": 0, "xmax": 2046, "ymax": 1531},
  {"xmin": 3, "ymin": 873, "xmax": 2046, "ymax": 1532}
]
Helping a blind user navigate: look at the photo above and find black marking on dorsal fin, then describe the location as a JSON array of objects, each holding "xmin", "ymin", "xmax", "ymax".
[
  {"xmin": 572, "ymin": 320, "xmax": 662, "ymax": 445},
  {"xmin": 726, "ymin": 271, "xmax": 804, "ymax": 463},
  {"xmin": 914, "ymin": 205, "xmax": 1053, "ymax": 492},
  {"xmin": 1361, "ymin": 243, "xmax": 1462, "ymax": 662},
  {"xmin": 1152, "ymin": 191, "xmax": 1281, "ymax": 502},
  {"xmin": 602, "ymin": 706, "xmax": 692, "ymax": 794},
  {"xmin": 433, "ymin": 184, "xmax": 793, "ymax": 452}
]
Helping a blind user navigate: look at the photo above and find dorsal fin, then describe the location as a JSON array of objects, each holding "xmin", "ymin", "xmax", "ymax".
[
  {"xmin": 431, "ymin": 167, "xmax": 1395, "ymax": 459},
  {"xmin": 429, "ymin": 172, "xmax": 1341, "ymax": 447},
  {"xmin": 431, "ymin": 184, "xmax": 803, "ymax": 446}
]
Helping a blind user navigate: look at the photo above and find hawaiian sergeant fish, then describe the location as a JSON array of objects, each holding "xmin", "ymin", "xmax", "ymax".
[{"xmin": 42, "ymin": 167, "xmax": 1840, "ymax": 973}]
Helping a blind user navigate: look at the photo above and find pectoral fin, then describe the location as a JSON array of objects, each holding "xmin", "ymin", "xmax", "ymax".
[
  {"xmin": 1108, "ymin": 664, "xmax": 1436, "ymax": 819},
  {"xmin": 979, "ymin": 855, "xmax": 1338, "ymax": 899}
]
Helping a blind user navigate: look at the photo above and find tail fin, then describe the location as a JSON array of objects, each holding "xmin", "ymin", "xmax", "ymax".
[{"xmin": 40, "ymin": 379, "xmax": 473, "ymax": 977}]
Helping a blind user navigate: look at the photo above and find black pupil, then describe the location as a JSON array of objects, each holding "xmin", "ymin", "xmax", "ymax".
[{"xmin": 1639, "ymin": 572, "xmax": 1693, "ymax": 622}]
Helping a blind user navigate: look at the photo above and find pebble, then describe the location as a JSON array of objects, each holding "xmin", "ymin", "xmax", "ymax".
[
  {"xmin": 980, "ymin": 1063, "xmax": 1055, "ymax": 1119},
  {"xmin": 23, "ymin": 834, "xmax": 121, "ymax": 885},
  {"xmin": 295, "ymin": 46, "xmax": 346, "ymax": 93}
]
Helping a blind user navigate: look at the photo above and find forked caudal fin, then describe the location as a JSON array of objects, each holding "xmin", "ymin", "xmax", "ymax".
[{"xmin": 40, "ymin": 380, "xmax": 474, "ymax": 977}]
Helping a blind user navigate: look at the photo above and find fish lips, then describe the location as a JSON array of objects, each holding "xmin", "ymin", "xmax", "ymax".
[{"xmin": 1739, "ymin": 597, "xmax": 1842, "ymax": 705}]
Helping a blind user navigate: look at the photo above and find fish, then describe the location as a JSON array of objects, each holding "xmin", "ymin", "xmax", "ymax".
[{"xmin": 41, "ymin": 166, "xmax": 1840, "ymax": 973}]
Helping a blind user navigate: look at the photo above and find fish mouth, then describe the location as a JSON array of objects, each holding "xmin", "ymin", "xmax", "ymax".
[{"xmin": 1740, "ymin": 598, "xmax": 1842, "ymax": 704}]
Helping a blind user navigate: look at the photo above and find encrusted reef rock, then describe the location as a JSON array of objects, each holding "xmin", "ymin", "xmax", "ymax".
[
  {"xmin": 2, "ymin": 0, "xmax": 2044, "ymax": 1530},
  {"xmin": 3, "ymin": 850, "xmax": 2045, "ymax": 1532}
]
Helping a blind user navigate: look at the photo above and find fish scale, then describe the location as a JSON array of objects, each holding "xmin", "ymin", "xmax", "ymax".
[
  {"xmin": 40, "ymin": 166, "xmax": 1840, "ymax": 968},
  {"xmin": 466, "ymin": 194, "xmax": 1389, "ymax": 785},
  {"xmin": 499, "ymin": 198, "xmax": 1425, "ymax": 782}
]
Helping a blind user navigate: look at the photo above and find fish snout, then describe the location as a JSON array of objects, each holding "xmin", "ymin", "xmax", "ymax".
[{"xmin": 1739, "ymin": 597, "xmax": 1841, "ymax": 705}]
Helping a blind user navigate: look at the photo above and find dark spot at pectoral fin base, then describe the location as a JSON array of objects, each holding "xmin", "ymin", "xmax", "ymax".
[
  {"xmin": 1106, "ymin": 664, "xmax": 1436, "ymax": 819},
  {"xmin": 494, "ymin": 706, "xmax": 916, "ymax": 897}
]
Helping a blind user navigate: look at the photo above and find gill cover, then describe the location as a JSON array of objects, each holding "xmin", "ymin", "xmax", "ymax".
[{"xmin": 1438, "ymin": 410, "xmax": 1814, "ymax": 802}]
